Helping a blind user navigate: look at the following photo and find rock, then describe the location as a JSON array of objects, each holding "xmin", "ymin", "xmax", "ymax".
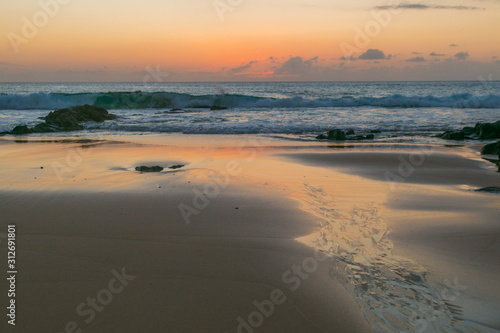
[
  {"xmin": 210, "ymin": 105, "xmax": 228, "ymax": 110},
  {"xmin": 346, "ymin": 129, "xmax": 355, "ymax": 135},
  {"xmin": 475, "ymin": 121, "xmax": 500, "ymax": 140},
  {"xmin": 316, "ymin": 134, "xmax": 327, "ymax": 140},
  {"xmin": 43, "ymin": 105, "xmax": 117, "ymax": 131},
  {"xmin": 168, "ymin": 165, "xmax": 185, "ymax": 170},
  {"xmin": 365, "ymin": 134, "xmax": 375, "ymax": 140},
  {"xmin": 441, "ymin": 131, "xmax": 465, "ymax": 140},
  {"xmin": 462, "ymin": 126, "xmax": 475, "ymax": 136},
  {"xmin": 481, "ymin": 141, "xmax": 500, "ymax": 155},
  {"xmin": 370, "ymin": 129, "xmax": 382, "ymax": 134},
  {"xmin": 10, "ymin": 125, "xmax": 33, "ymax": 135},
  {"xmin": 6, "ymin": 105, "xmax": 117, "ymax": 135},
  {"xmin": 327, "ymin": 129, "xmax": 346, "ymax": 141},
  {"xmin": 439, "ymin": 121, "xmax": 500, "ymax": 141},
  {"xmin": 32, "ymin": 123, "xmax": 56, "ymax": 133},
  {"xmin": 475, "ymin": 187, "xmax": 500, "ymax": 194},
  {"xmin": 135, "ymin": 166, "xmax": 164, "ymax": 172}
]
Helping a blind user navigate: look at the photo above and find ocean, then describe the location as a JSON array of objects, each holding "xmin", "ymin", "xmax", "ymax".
[{"xmin": 1, "ymin": 81, "xmax": 499, "ymax": 142}]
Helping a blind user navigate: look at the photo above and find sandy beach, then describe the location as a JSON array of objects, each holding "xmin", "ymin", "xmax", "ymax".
[{"xmin": 0, "ymin": 135, "xmax": 499, "ymax": 332}]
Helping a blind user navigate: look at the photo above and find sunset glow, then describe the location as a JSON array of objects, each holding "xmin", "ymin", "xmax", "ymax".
[{"xmin": 1, "ymin": 0, "xmax": 500, "ymax": 81}]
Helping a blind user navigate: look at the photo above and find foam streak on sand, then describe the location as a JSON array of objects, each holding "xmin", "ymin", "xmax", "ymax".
[{"xmin": 294, "ymin": 182, "xmax": 490, "ymax": 333}]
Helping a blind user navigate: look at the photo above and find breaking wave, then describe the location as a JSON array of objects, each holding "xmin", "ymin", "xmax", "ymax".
[{"xmin": 1, "ymin": 91, "xmax": 499, "ymax": 110}]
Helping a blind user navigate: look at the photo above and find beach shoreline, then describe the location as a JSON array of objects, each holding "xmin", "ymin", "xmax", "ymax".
[{"xmin": 0, "ymin": 134, "xmax": 499, "ymax": 332}]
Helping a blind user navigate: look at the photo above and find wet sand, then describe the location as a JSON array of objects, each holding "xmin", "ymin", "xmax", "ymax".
[{"xmin": 0, "ymin": 136, "xmax": 499, "ymax": 332}]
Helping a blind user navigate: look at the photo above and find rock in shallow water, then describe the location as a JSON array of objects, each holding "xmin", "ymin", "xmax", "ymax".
[
  {"xmin": 439, "ymin": 120, "xmax": 500, "ymax": 140},
  {"xmin": 5, "ymin": 105, "xmax": 118, "ymax": 135},
  {"xmin": 135, "ymin": 166, "xmax": 164, "ymax": 172},
  {"xmin": 481, "ymin": 141, "xmax": 500, "ymax": 155},
  {"xmin": 475, "ymin": 187, "xmax": 500, "ymax": 194},
  {"xmin": 10, "ymin": 125, "xmax": 32, "ymax": 135},
  {"xmin": 327, "ymin": 129, "xmax": 346, "ymax": 141},
  {"xmin": 168, "ymin": 165, "xmax": 185, "ymax": 170}
]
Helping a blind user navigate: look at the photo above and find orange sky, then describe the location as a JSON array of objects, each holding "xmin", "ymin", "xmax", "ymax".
[{"xmin": 1, "ymin": 0, "xmax": 499, "ymax": 81}]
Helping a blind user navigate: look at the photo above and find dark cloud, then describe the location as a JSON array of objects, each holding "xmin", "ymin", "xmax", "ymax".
[
  {"xmin": 273, "ymin": 56, "xmax": 317, "ymax": 75},
  {"xmin": 412, "ymin": 52, "xmax": 422, "ymax": 55},
  {"xmin": 358, "ymin": 49, "xmax": 389, "ymax": 60},
  {"xmin": 407, "ymin": 57, "xmax": 426, "ymax": 62},
  {"xmin": 228, "ymin": 61, "xmax": 258, "ymax": 74},
  {"xmin": 375, "ymin": 4, "xmax": 483, "ymax": 10},
  {"xmin": 449, "ymin": 44, "xmax": 458, "ymax": 47},
  {"xmin": 339, "ymin": 56, "xmax": 357, "ymax": 61},
  {"xmin": 430, "ymin": 52, "xmax": 446, "ymax": 56},
  {"xmin": 454, "ymin": 52, "xmax": 469, "ymax": 60}
]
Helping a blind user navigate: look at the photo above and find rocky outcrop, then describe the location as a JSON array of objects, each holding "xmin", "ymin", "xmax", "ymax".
[
  {"xmin": 135, "ymin": 166, "xmax": 164, "ymax": 172},
  {"xmin": 438, "ymin": 121, "xmax": 500, "ymax": 140},
  {"xmin": 10, "ymin": 125, "xmax": 33, "ymax": 135},
  {"xmin": 327, "ymin": 129, "xmax": 346, "ymax": 141},
  {"xmin": 481, "ymin": 141, "xmax": 500, "ymax": 155},
  {"xmin": 168, "ymin": 165, "xmax": 185, "ymax": 170},
  {"xmin": 317, "ymin": 129, "xmax": 376, "ymax": 141},
  {"xmin": 3, "ymin": 105, "xmax": 117, "ymax": 135}
]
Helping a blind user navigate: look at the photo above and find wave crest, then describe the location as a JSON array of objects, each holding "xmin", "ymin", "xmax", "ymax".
[{"xmin": 1, "ymin": 91, "xmax": 499, "ymax": 110}]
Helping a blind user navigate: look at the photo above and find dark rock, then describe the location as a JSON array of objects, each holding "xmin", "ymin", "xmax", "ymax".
[
  {"xmin": 316, "ymin": 134, "xmax": 327, "ymax": 140},
  {"xmin": 439, "ymin": 121, "xmax": 500, "ymax": 140},
  {"xmin": 32, "ymin": 123, "xmax": 56, "ymax": 133},
  {"xmin": 370, "ymin": 129, "xmax": 382, "ymax": 134},
  {"xmin": 475, "ymin": 187, "xmax": 500, "ymax": 194},
  {"xmin": 441, "ymin": 131, "xmax": 465, "ymax": 140},
  {"xmin": 462, "ymin": 127, "xmax": 475, "ymax": 136},
  {"xmin": 481, "ymin": 141, "xmax": 500, "ymax": 155},
  {"xmin": 210, "ymin": 105, "xmax": 228, "ymax": 110},
  {"xmin": 327, "ymin": 129, "xmax": 346, "ymax": 141},
  {"xmin": 135, "ymin": 166, "xmax": 164, "ymax": 172},
  {"xmin": 365, "ymin": 134, "xmax": 375, "ymax": 140},
  {"xmin": 10, "ymin": 125, "xmax": 33, "ymax": 135},
  {"xmin": 168, "ymin": 165, "xmax": 185, "ymax": 170},
  {"xmin": 475, "ymin": 121, "xmax": 500, "ymax": 140},
  {"xmin": 43, "ymin": 105, "xmax": 117, "ymax": 131},
  {"xmin": 7, "ymin": 105, "xmax": 117, "ymax": 135},
  {"xmin": 346, "ymin": 129, "xmax": 355, "ymax": 135}
]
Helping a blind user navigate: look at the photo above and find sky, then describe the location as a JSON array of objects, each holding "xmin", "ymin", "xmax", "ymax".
[{"xmin": 1, "ymin": 0, "xmax": 499, "ymax": 81}]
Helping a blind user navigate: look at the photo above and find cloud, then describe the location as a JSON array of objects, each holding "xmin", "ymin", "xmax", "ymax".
[
  {"xmin": 375, "ymin": 4, "xmax": 483, "ymax": 10},
  {"xmin": 228, "ymin": 61, "xmax": 258, "ymax": 74},
  {"xmin": 429, "ymin": 52, "xmax": 446, "ymax": 56},
  {"xmin": 449, "ymin": 44, "xmax": 458, "ymax": 47},
  {"xmin": 339, "ymin": 56, "xmax": 357, "ymax": 61},
  {"xmin": 273, "ymin": 56, "xmax": 318, "ymax": 75},
  {"xmin": 412, "ymin": 52, "xmax": 422, "ymax": 55},
  {"xmin": 454, "ymin": 52, "xmax": 469, "ymax": 60},
  {"xmin": 407, "ymin": 56, "xmax": 426, "ymax": 62},
  {"xmin": 358, "ymin": 49, "xmax": 389, "ymax": 60}
]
